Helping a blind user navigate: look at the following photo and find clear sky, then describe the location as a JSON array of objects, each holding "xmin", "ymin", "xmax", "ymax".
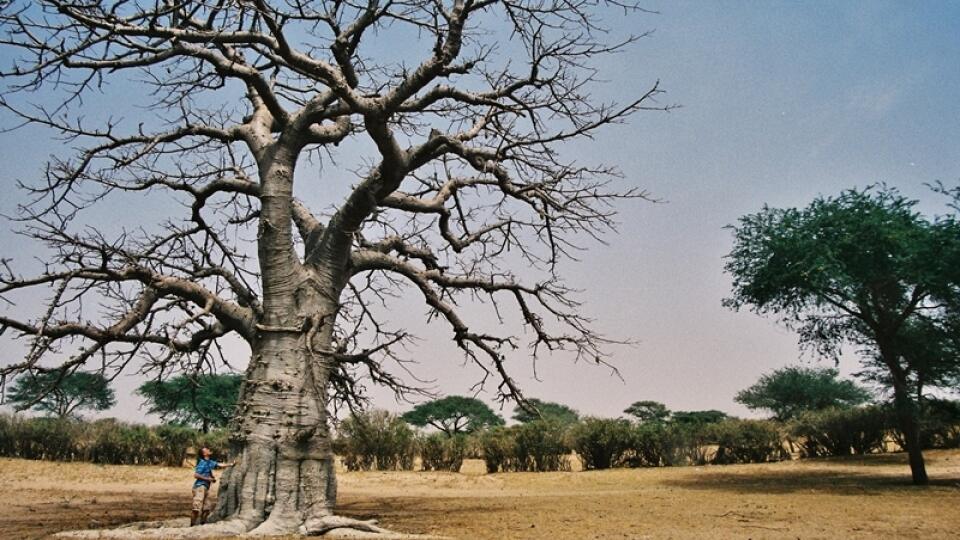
[{"xmin": 1, "ymin": 1, "xmax": 959, "ymax": 423}]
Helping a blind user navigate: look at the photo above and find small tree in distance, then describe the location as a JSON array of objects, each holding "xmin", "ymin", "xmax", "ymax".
[
  {"xmin": 401, "ymin": 396, "xmax": 503, "ymax": 436},
  {"xmin": 735, "ymin": 366, "xmax": 872, "ymax": 421},
  {"xmin": 6, "ymin": 371, "xmax": 115, "ymax": 419},
  {"xmin": 138, "ymin": 374, "xmax": 243, "ymax": 433},
  {"xmin": 512, "ymin": 398, "xmax": 580, "ymax": 425},
  {"xmin": 670, "ymin": 410, "xmax": 729, "ymax": 426},
  {"xmin": 624, "ymin": 401, "xmax": 670, "ymax": 423}
]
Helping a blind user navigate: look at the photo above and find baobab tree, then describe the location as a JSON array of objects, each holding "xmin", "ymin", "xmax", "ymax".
[{"xmin": 0, "ymin": 1, "xmax": 667, "ymax": 536}]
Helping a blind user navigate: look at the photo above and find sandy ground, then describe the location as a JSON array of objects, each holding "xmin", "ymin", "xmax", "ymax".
[{"xmin": 1, "ymin": 450, "xmax": 959, "ymax": 539}]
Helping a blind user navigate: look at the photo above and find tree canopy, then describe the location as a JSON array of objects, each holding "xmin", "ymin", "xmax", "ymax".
[
  {"xmin": 512, "ymin": 398, "xmax": 580, "ymax": 425},
  {"xmin": 735, "ymin": 366, "xmax": 872, "ymax": 421},
  {"xmin": 669, "ymin": 410, "xmax": 729, "ymax": 426},
  {"xmin": 724, "ymin": 185, "xmax": 960, "ymax": 484},
  {"xmin": 401, "ymin": 395, "xmax": 503, "ymax": 436},
  {"xmin": 623, "ymin": 401, "xmax": 670, "ymax": 423},
  {"xmin": 6, "ymin": 371, "xmax": 115, "ymax": 419},
  {"xmin": 137, "ymin": 373, "xmax": 243, "ymax": 432}
]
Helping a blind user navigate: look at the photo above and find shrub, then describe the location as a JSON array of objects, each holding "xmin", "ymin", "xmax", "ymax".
[
  {"xmin": 0, "ymin": 414, "xmax": 15, "ymax": 457},
  {"xmin": 630, "ymin": 423, "xmax": 707, "ymax": 467},
  {"xmin": 479, "ymin": 421, "xmax": 570, "ymax": 473},
  {"xmin": 630, "ymin": 423, "xmax": 668, "ymax": 467},
  {"xmin": 919, "ymin": 399, "xmax": 960, "ymax": 449},
  {"xmin": 461, "ymin": 432, "xmax": 485, "ymax": 459},
  {"xmin": 711, "ymin": 419, "xmax": 786, "ymax": 464},
  {"xmin": 569, "ymin": 417, "xmax": 635, "ymax": 470},
  {"xmin": 790, "ymin": 406, "xmax": 889, "ymax": 457},
  {"xmin": 336, "ymin": 409, "xmax": 415, "ymax": 471},
  {"xmin": 419, "ymin": 433, "xmax": 466, "ymax": 472},
  {"xmin": 479, "ymin": 427, "xmax": 515, "ymax": 473},
  {"xmin": 84, "ymin": 419, "xmax": 163, "ymax": 465},
  {"xmin": 846, "ymin": 407, "xmax": 890, "ymax": 455},
  {"xmin": 511, "ymin": 420, "xmax": 571, "ymax": 472},
  {"xmin": 16, "ymin": 416, "xmax": 82, "ymax": 461},
  {"xmin": 155, "ymin": 424, "xmax": 199, "ymax": 466},
  {"xmin": 668, "ymin": 423, "xmax": 714, "ymax": 466}
]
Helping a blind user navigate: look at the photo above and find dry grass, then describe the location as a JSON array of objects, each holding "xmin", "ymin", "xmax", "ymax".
[{"xmin": 2, "ymin": 450, "xmax": 959, "ymax": 539}]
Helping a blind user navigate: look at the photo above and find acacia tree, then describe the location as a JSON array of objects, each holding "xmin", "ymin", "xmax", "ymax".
[
  {"xmin": 734, "ymin": 366, "xmax": 871, "ymax": 421},
  {"xmin": 623, "ymin": 400, "xmax": 669, "ymax": 423},
  {"xmin": 0, "ymin": 1, "xmax": 665, "ymax": 536},
  {"xmin": 138, "ymin": 373, "xmax": 244, "ymax": 432},
  {"xmin": 725, "ymin": 186, "xmax": 960, "ymax": 485},
  {"xmin": 401, "ymin": 395, "xmax": 503, "ymax": 436},
  {"xmin": 6, "ymin": 371, "xmax": 116, "ymax": 419},
  {"xmin": 511, "ymin": 397, "xmax": 579, "ymax": 424},
  {"xmin": 669, "ymin": 409, "xmax": 728, "ymax": 425}
]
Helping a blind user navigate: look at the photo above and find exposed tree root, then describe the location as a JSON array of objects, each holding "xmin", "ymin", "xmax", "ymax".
[
  {"xmin": 51, "ymin": 515, "xmax": 444, "ymax": 539},
  {"xmin": 304, "ymin": 516, "xmax": 400, "ymax": 537}
]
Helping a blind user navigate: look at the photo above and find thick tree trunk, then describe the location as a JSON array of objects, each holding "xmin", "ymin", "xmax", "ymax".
[
  {"xmin": 892, "ymin": 381, "xmax": 928, "ymax": 485},
  {"xmin": 211, "ymin": 333, "xmax": 337, "ymax": 533},
  {"xmin": 210, "ymin": 150, "xmax": 347, "ymax": 534}
]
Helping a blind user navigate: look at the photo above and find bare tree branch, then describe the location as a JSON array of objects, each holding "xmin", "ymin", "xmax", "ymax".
[{"xmin": 0, "ymin": 0, "xmax": 660, "ymax": 410}]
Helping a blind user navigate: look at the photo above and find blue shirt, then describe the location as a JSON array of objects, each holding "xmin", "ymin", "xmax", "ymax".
[{"xmin": 193, "ymin": 458, "xmax": 218, "ymax": 488}]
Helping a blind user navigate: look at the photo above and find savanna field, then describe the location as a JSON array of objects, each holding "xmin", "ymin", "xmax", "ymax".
[
  {"xmin": 2, "ymin": 450, "xmax": 959, "ymax": 540},
  {"xmin": 2, "ymin": 3, "xmax": 960, "ymax": 540}
]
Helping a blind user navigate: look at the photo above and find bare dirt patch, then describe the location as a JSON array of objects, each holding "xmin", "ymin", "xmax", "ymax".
[{"xmin": 2, "ymin": 450, "xmax": 959, "ymax": 539}]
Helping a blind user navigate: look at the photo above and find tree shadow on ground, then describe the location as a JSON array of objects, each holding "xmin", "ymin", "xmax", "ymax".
[
  {"xmin": 5, "ymin": 492, "xmax": 184, "ymax": 540},
  {"xmin": 665, "ymin": 467, "xmax": 960, "ymax": 495},
  {"xmin": 338, "ymin": 494, "xmax": 518, "ymax": 515},
  {"xmin": 336, "ymin": 496, "xmax": 476, "ymax": 534},
  {"xmin": 791, "ymin": 451, "xmax": 931, "ymax": 467}
]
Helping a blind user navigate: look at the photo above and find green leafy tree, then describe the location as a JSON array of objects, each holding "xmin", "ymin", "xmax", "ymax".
[
  {"xmin": 735, "ymin": 366, "xmax": 872, "ymax": 421},
  {"xmin": 512, "ymin": 398, "xmax": 580, "ymax": 425},
  {"xmin": 670, "ymin": 410, "xmax": 729, "ymax": 426},
  {"xmin": 137, "ymin": 374, "xmax": 243, "ymax": 433},
  {"xmin": 725, "ymin": 185, "xmax": 960, "ymax": 484},
  {"xmin": 624, "ymin": 400, "xmax": 670, "ymax": 423},
  {"xmin": 7, "ymin": 371, "xmax": 115, "ymax": 419},
  {"xmin": 401, "ymin": 396, "xmax": 504, "ymax": 436},
  {"xmin": 858, "ymin": 315, "xmax": 960, "ymax": 403}
]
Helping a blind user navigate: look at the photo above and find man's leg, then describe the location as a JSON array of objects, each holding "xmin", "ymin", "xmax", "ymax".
[
  {"xmin": 191, "ymin": 487, "xmax": 206, "ymax": 526},
  {"xmin": 200, "ymin": 486, "xmax": 216, "ymax": 524}
]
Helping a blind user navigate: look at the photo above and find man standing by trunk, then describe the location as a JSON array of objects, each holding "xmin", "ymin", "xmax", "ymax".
[{"xmin": 191, "ymin": 447, "xmax": 235, "ymax": 526}]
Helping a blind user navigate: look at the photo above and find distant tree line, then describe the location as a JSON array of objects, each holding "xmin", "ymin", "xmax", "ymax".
[
  {"xmin": 3, "ymin": 371, "xmax": 958, "ymax": 474},
  {"xmin": 0, "ymin": 371, "xmax": 241, "ymax": 466},
  {"xmin": 334, "ymin": 363, "xmax": 958, "ymax": 474},
  {"xmin": 0, "ymin": 414, "xmax": 230, "ymax": 466}
]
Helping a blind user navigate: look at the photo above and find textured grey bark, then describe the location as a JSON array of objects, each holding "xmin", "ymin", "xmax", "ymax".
[{"xmin": 209, "ymin": 153, "xmax": 346, "ymax": 533}]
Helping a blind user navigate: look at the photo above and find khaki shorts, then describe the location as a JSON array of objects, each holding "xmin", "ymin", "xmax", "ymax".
[{"xmin": 191, "ymin": 485, "xmax": 216, "ymax": 513}]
